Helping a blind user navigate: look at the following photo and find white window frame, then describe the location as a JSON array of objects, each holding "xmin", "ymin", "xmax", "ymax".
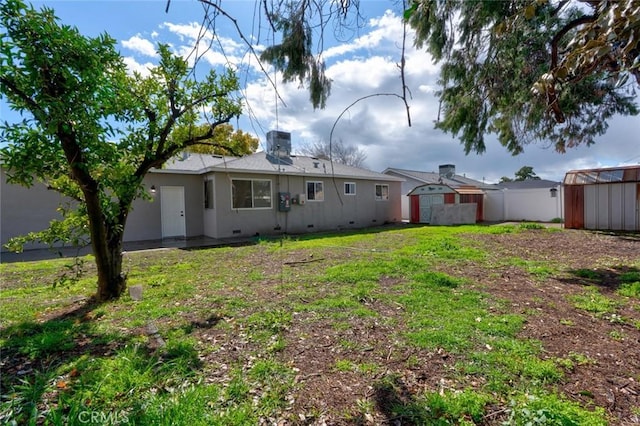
[
  {"xmin": 344, "ymin": 182, "xmax": 356, "ymax": 195},
  {"xmin": 231, "ymin": 179, "xmax": 272, "ymax": 210},
  {"xmin": 375, "ymin": 184, "xmax": 389, "ymax": 201},
  {"xmin": 306, "ymin": 181, "xmax": 324, "ymax": 202}
]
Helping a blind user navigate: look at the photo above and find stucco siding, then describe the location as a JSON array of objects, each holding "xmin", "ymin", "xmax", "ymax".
[
  {"xmin": 126, "ymin": 173, "xmax": 204, "ymax": 242},
  {"xmin": 1, "ymin": 169, "xmax": 75, "ymax": 251},
  {"xmin": 210, "ymin": 173, "xmax": 401, "ymax": 238},
  {"xmin": 0, "ymin": 168, "xmax": 204, "ymax": 251}
]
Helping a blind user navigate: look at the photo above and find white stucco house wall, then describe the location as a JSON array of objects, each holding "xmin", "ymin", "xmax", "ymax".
[{"xmin": 1, "ymin": 131, "xmax": 403, "ymax": 252}]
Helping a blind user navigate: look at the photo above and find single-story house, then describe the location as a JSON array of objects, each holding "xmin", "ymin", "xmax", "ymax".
[
  {"xmin": 383, "ymin": 164, "xmax": 566, "ymax": 224},
  {"xmin": 383, "ymin": 165, "xmax": 495, "ymax": 221},
  {"xmin": 1, "ymin": 131, "xmax": 403, "ymax": 252},
  {"xmin": 563, "ymin": 165, "xmax": 639, "ymax": 231},
  {"xmin": 407, "ymin": 184, "xmax": 483, "ymax": 225}
]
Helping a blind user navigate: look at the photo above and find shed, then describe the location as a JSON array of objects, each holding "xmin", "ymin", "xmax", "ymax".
[
  {"xmin": 408, "ymin": 184, "xmax": 484, "ymax": 224},
  {"xmin": 563, "ymin": 165, "xmax": 640, "ymax": 231}
]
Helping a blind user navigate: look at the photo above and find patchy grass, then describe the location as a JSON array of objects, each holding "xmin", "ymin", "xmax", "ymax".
[{"xmin": 1, "ymin": 224, "xmax": 638, "ymax": 424}]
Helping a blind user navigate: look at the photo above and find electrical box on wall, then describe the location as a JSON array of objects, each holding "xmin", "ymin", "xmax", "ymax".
[
  {"xmin": 298, "ymin": 194, "xmax": 306, "ymax": 205},
  {"xmin": 278, "ymin": 192, "xmax": 291, "ymax": 212}
]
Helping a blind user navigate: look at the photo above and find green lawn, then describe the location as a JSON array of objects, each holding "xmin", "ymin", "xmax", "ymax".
[{"xmin": 1, "ymin": 224, "xmax": 637, "ymax": 425}]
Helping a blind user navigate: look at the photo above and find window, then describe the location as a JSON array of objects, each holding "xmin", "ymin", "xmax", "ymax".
[
  {"xmin": 232, "ymin": 179, "xmax": 272, "ymax": 209},
  {"xmin": 598, "ymin": 169, "xmax": 623, "ymax": 183},
  {"xmin": 375, "ymin": 184, "xmax": 389, "ymax": 201},
  {"xmin": 344, "ymin": 182, "xmax": 356, "ymax": 195},
  {"xmin": 204, "ymin": 180, "xmax": 214, "ymax": 209},
  {"xmin": 307, "ymin": 181, "xmax": 324, "ymax": 201}
]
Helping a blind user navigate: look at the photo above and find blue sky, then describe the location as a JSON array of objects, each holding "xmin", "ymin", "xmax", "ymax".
[{"xmin": 3, "ymin": 0, "xmax": 639, "ymax": 183}]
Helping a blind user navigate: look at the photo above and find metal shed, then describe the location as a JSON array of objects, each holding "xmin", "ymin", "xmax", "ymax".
[
  {"xmin": 563, "ymin": 165, "xmax": 640, "ymax": 231},
  {"xmin": 408, "ymin": 184, "xmax": 484, "ymax": 224}
]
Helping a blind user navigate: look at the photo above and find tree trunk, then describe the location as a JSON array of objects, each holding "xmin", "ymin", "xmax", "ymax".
[
  {"xmin": 83, "ymin": 191, "xmax": 127, "ymax": 301},
  {"xmin": 94, "ymin": 235, "xmax": 127, "ymax": 301}
]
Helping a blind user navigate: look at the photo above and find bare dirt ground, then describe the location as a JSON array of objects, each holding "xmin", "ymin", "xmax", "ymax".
[
  {"xmin": 2, "ymin": 227, "xmax": 639, "ymax": 425},
  {"xmin": 462, "ymin": 230, "xmax": 640, "ymax": 426},
  {"xmin": 190, "ymin": 228, "xmax": 640, "ymax": 425}
]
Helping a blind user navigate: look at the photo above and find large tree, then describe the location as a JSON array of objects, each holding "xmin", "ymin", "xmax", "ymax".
[
  {"xmin": 201, "ymin": 0, "xmax": 639, "ymax": 154},
  {"xmin": 297, "ymin": 138, "xmax": 367, "ymax": 168},
  {"xmin": 0, "ymin": 0, "xmax": 242, "ymax": 300},
  {"xmin": 406, "ymin": 0, "xmax": 639, "ymax": 154},
  {"xmin": 184, "ymin": 123, "xmax": 259, "ymax": 155},
  {"xmin": 514, "ymin": 166, "xmax": 541, "ymax": 181}
]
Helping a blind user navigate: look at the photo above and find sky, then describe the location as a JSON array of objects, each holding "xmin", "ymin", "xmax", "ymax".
[{"xmin": 2, "ymin": 0, "xmax": 639, "ymax": 184}]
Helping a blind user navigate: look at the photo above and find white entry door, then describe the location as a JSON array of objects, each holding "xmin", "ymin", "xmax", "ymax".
[{"xmin": 161, "ymin": 186, "xmax": 186, "ymax": 238}]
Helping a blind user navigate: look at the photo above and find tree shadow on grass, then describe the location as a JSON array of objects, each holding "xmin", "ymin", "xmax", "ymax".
[
  {"xmin": 0, "ymin": 300, "xmax": 119, "ymax": 422},
  {"xmin": 558, "ymin": 265, "xmax": 640, "ymax": 292},
  {"xmin": 371, "ymin": 373, "xmax": 429, "ymax": 425},
  {"xmin": 0, "ymin": 298, "xmax": 204, "ymax": 424}
]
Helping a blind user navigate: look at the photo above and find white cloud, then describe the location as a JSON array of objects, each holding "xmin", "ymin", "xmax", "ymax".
[
  {"xmin": 113, "ymin": 8, "xmax": 639, "ymax": 184},
  {"xmin": 122, "ymin": 56, "xmax": 154, "ymax": 77},
  {"xmin": 240, "ymin": 8, "xmax": 640, "ymax": 182},
  {"xmin": 324, "ymin": 10, "xmax": 405, "ymax": 59},
  {"xmin": 121, "ymin": 35, "xmax": 158, "ymax": 57},
  {"xmin": 159, "ymin": 21, "xmax": 264, "ymax": 73}
]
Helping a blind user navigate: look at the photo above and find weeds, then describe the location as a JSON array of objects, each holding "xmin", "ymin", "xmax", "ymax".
[{"xmin": 0, "ymin": 225, "xmax": 629, "ymax": 424}]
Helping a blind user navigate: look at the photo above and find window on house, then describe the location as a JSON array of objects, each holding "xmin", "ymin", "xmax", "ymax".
[
  {"xmin": 344, "ymin": 182, "xmax": 356, "ymax": 195},
  {"xmin": 204, "ymin": 180, "xmax": 214, "ymax": 209},
  {"xmin": 306, "ymin": 181, "xmax": 324, "ymax": 201},
  {"xmin": 232, "ymin": 179, "xmax": 272, "ymax": 209},
  {"xmin": 375, "ymin": 184, "xmax": 389, "ymax": 201}
]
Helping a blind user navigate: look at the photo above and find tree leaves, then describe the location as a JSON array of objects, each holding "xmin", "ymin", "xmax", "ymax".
[
  {"xmin": 183, "ymin": 123, "xmax": 259, "ymax": 156},
  {"xmin": 404, "ymin": 0, "xmax": 639, "ymax": 154},
  {"xmin": 259, "ymin": 3, "xmax": 331, "ymax": 109},
  {"xmin": 1, "ymin": 0, "xmax": 242, "ymax": 299}
]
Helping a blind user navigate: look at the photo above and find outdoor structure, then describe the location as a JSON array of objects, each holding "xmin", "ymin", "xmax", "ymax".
[
  {"xmin": 563, "ymin": 165, "xmax": 640, "ymax": 231},
  {"xmin": 0, "ymin": 131, "xmax": 403, "ymax": 252},
  {"xmin": 407, "ymin": 184, "xmax": 483, "ymax": 225},
  {"xmin": 487, "ymin": 179, "xmax": 564, "ymax": 223},
  {"xmin": 383, "ymin": 165, "xmax": 495, "ymax": 220}
]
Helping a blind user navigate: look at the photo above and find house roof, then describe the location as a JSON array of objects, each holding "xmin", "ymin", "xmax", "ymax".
[
  {"xmin": 153, "ymin": 152, "xmax": 403, "ymax": 182},
  {"xmin": 382, "ymin": 167, "xmax": 494, "ymax": 189},
  {"xmin": 495, "ymin": 179, "xmax": 560, "ymax": 189},
  {"xmin": 156, "ymin": 153, "xmax": 236, "ymax": 174}
]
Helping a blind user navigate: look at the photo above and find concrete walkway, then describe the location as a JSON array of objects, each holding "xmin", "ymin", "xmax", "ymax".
[{"xmin": 0, "ymin": 235, "xmax": 256, "ymax": 263}]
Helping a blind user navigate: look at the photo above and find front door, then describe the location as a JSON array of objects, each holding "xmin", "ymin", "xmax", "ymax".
[{"xmin": 161, "ymin": 186, "xmax": 186, "ymax": 238}]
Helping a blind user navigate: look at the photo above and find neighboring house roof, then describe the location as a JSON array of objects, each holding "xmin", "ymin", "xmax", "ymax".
[
  {"xmin": 495, "ymin": 179, "xmax": 560, "ymax": 189},
  {"xmin": 408, "ymin": 184, "xmax": 485, "ymax": 196},
  {"xmin": 153, "ymin": 152, "xmax": 403, "ymax": 182},
  {"xmin": 383, "ymin": 167, "xmax": 494, "ymax": 190}
]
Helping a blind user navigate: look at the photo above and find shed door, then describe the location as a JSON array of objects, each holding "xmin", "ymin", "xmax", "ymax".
[
  {"xmin": 419, "ymin": 194, "xmax": 444, "ymax": 223},
  {"xmin": 161, "ymin": 186, "xmax": 186, "ymax": 238},
  {"xmin": 564, "ymin": 186, "xmax": 584, "ymax": 229}
]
